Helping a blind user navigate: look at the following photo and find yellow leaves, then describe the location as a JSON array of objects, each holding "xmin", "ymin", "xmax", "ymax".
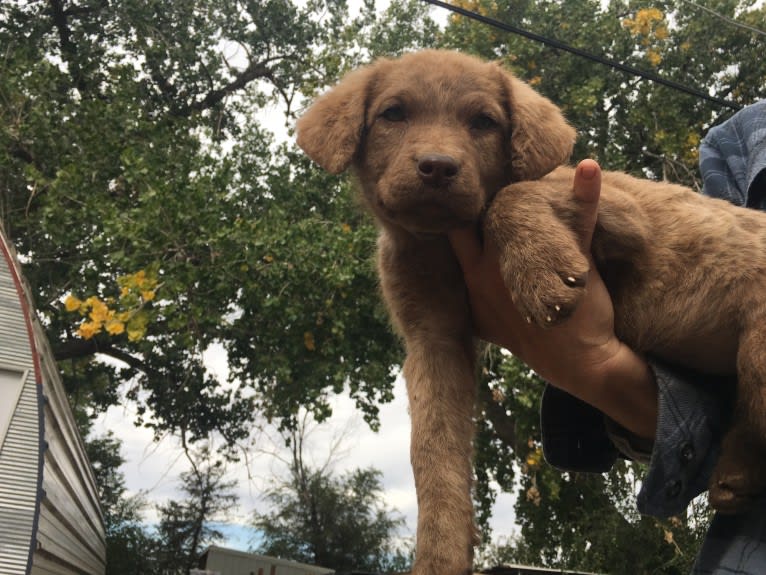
[
  {"xmin": 341, "ymin": 223, "xmax": 352, "ymax": 234},
  {"xmin": 448, "ymin": 0, "xmax": 500, "ymax": 41},
  {"xmin": 64, "ymin": 294, "xmax": 82, "ymax": 312},
  {"xmin": 646, "ymin": 49, "xmax": 662, "ymax": 67},
  {"xmin": 88, "ymin": 296, "xmax": 110, "ymax": 324},
  {"xmin": 522, "ymin": 441, "xmax": 543, "ymax": 506},
  {"xmin": 118, "ymin": 269, "xmax": 158, "ymax": 299},
  {"xmin": 450, "ymin": 0, "xmax": 496, "ymax": 18},
  {"xmin": 526, "ymin": 484, "xmax": 542, "ymax": 506},
  {"xmin": 303, "ymin": 331, "xmax": 316, "ymax": 351},
  {"xmin": 65, "ymin": 268, "xmax": 159, "ymax": 342},
  {"xmin": 77, "ymin": 321, "xmax": 100, "ymax": 340},
  {"xmin": 623, "ymin": 7, "xmax": 669, "ymax": 66},
  {"xmin": 684, "ymin": 131, "xmax": 702, "ymax": 163},
  {"xmin": 623, "ymin": 8, "xmax": 664, "ymax": 37},
  {"xmin": 686, "ymin": 132, "xmax": 701, "ymax": 149},
  {"xmin": 126, "ymin": 312, "xmax": 149, "ymax": 342},
  {"xmin": 526, "ymin": 446, "xmax": 543, "ymax": 470},
  {"xmin": 663, "ymin": 529, "xmax": 675, "ymax": 545},
  {"xmin": 105, "ymin": 319, "xmax": 125, "ymax": 336}
]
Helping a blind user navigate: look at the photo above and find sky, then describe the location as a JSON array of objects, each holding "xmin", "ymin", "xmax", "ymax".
[
  {"xmin": 89, "ymin": 0, "xmax": 520, "ymax": 558},
  {"xmin": 93, "ymin": 365, "xmax": 519, "ymax": 551}
]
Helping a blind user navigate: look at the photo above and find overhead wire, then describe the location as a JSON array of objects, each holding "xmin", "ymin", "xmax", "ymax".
[
  {"xmin": 421, "ymin": 0, "xmax": 743, "ymax": 111},
  {"xmin": 678, "ymin": 0, "xmax": 766, "ymax": 39}
]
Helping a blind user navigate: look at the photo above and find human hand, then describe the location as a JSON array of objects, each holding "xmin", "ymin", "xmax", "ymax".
[{"xmin": 448, "ymin": 159, "xmax": 657, "ymax": 438}]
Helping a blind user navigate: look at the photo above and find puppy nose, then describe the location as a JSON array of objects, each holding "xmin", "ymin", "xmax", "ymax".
[{"xmin": 417, "ymin": 154, "xmax": 459, "ymax": 186}]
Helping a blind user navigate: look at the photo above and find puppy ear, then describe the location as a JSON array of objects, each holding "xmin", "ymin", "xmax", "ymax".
[
  {"xmin": 501, "ymin": 68, "xmax": 577, "ymax": 180},
  {"xmin": 296, "ymin": 63, "xmax": 382, "ymax": 174}
]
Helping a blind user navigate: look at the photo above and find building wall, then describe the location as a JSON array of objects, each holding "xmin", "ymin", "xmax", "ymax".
[
  {"xmin": 31, "ymin": 322, "xmax": 107, "ymax": 575},
  {"xmin": 201, "ymin": 546, "xmax": 334, "ymax": 575},
  {"xmin": 0, "ymin": 248, "xmax": 42, "ymax": 574},
  {"xmin": 0, "ymin": 229, "xmax": 106, "ymax": 575}
]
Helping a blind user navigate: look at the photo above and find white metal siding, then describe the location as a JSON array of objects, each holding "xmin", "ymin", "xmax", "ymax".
[
  {"xmin": 0, "ymin": 236, "xmax": 41, "ymax": 575},
  {"xmin": 0, "ymin": 229, "xmax": 106, "ymax": 575}
]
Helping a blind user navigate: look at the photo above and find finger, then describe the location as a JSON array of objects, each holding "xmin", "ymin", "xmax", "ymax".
[
  {"xmin": 572, "ymin": 159, "xmax": 602, "ymax": 253},
  {"xmin": 447, "ymin": 227, "xmax": 483, "ymax": 272}
]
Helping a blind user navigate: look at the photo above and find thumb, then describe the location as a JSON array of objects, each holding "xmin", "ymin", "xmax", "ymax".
[{"xmin": 572, "ymin": 159, "xmax": 601, "ymax": 252}]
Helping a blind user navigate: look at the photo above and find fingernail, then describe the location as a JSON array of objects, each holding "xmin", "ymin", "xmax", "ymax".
[{"xmin": 580, "ymin": 163, "xmax": 597, "ymax": 180}]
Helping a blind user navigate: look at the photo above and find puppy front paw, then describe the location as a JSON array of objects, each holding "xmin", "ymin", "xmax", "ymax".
[{"xmin": 501, "ymin": 253, "xmax": 589, "ymax": 328}]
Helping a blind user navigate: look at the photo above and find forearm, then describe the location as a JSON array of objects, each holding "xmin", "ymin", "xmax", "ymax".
[{"xmin": 579, "ymin": 342, "xmax": 658, "ymax": 440}]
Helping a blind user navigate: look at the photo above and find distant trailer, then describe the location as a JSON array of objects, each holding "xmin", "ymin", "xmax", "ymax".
[
  {"xmin": 0, "ymin": 228, "xmax": 106, "ymax": 575},
  {"xmin": 197, "ymin": 546, "xmax": 334, "ymax": 575}
]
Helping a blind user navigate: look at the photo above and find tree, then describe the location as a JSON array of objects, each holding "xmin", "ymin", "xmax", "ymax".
[
  {"xmin": 86, "ymin": 433, "xmax": 240, "ymax": 575},
  {"xmin": 0, "ymin": 0, "xmax": 436, "ymax": 450},
  {"xmin": 86, "ymin": 432, "xmax": 158, "ymax": 575},
  {"xmin": 4, "ymin": 0, "xmax": 760, "ymax": 570},
  {"xmin": 439, "ymin": 1, "xmax": 762, "ymax": 569},
  {"xmin": 255, "ymin": 467, "xmax": 410, "ymax": 572},
  {"xmin": 154, "ymin": 450, "xmax": 239, "ymax": 575},
  {"xmin": 442, "ymin": 0, "xmax": 764, "ymax": 185},
  {"xmin": 252, "ymin": 415, "xmax": 411, "ymax": 573}
]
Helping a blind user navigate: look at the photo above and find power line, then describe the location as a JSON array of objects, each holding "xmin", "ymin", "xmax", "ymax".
[
  {"xmin": 422, "ymin": 0, "xmax": 742, "ymax": 111},
  {"xmin": 679, "ymin": 0, "xmax": 766, "ymax": 39}
]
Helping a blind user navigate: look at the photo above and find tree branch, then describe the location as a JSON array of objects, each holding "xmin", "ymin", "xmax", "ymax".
[
  {"xmin": 47, "ymin": 0, "xmax": 88, "ymax": 93},
  {"xmin": 187, "ymin": 59, "xmax": 272, "ymax": 114},
  {"xmin": 53, "ymin": 337, "xmax": 150, "ymax": 374}
]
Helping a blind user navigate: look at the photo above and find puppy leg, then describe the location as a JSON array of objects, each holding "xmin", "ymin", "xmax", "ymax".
[
  {"xmin": 710, "ymin": 320, "xmax": 766, "ymax": 513},
  {"xmin": 405, "ymin": 338, "xmax": 478, "ymax": 575},
  {"xmin": 485, "ymin": 181, "xmax": 590, "ymax": 327},
  {"xmin": 378, "ymin": 234, "xmax": 478, "ymax": 575}
]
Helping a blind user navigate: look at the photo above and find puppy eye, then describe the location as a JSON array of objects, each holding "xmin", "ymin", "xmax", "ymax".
[
  {"xmin": 471, "ymin": 113, "xmax": 498, "ymax": 131},
  {"xmin": 381, "ymin": 105, "xmax": 406, "ymax": 122}
]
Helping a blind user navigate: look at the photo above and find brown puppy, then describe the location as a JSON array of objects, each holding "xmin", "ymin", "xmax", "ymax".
[{"xmin": 297, "ymin": 50, "xmax": 765, "ymax": 574}]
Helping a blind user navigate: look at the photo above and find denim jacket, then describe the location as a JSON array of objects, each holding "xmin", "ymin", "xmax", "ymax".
[{"xmin": 540, "ymin": 100, "xmax": 766, "ymax": 573}]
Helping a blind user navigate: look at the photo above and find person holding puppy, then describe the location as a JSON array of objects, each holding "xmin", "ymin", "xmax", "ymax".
[{"xmin": 449, "ymin": 99, "xmax": 766, "ymax": 573}]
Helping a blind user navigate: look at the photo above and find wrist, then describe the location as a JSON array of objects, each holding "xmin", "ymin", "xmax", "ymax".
[{"xmin": 587, "ymin": 342, "xmax": 658, "ymax": 439}]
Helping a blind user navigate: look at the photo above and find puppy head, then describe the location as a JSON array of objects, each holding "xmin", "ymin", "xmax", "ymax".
[{"xmin": 297, "ymin": 50, "xmax": 575, "ymax": 233}]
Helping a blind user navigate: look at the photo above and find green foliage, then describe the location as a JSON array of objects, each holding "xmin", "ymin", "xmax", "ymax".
[
  {"xmin": 85, "ymin": 433, "xmax": 158, "ymax": 575},
  {"xmin": 440, "ymin": 0, "xmax": 764, "ymax": 186},
  {"xmin": 86, "ymin": 433, "xmax": 243, "ymax": 575},
  {"xmin": 0, "ymin": 0, "xmax": 437, "ymax": 451},
  {"xmin": 154, "ymin": 453, "xmax": 239, "ymax": 575},
  {"xmin": 254, "ymin": 465, "xmax": 410, "ymax": 572}
]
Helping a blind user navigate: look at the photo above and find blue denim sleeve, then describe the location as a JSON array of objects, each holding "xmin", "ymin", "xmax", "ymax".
[
  {"xmin": 636, "ymin": 361, "xmax": 734, "ymax": 518},
  {"xmin": 539, "ymin": 360, "xmax": 734, "ymax": 518},
  {"xmin": 540, "ymin": 384, "xmax": 620, "ymax": 473}
]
